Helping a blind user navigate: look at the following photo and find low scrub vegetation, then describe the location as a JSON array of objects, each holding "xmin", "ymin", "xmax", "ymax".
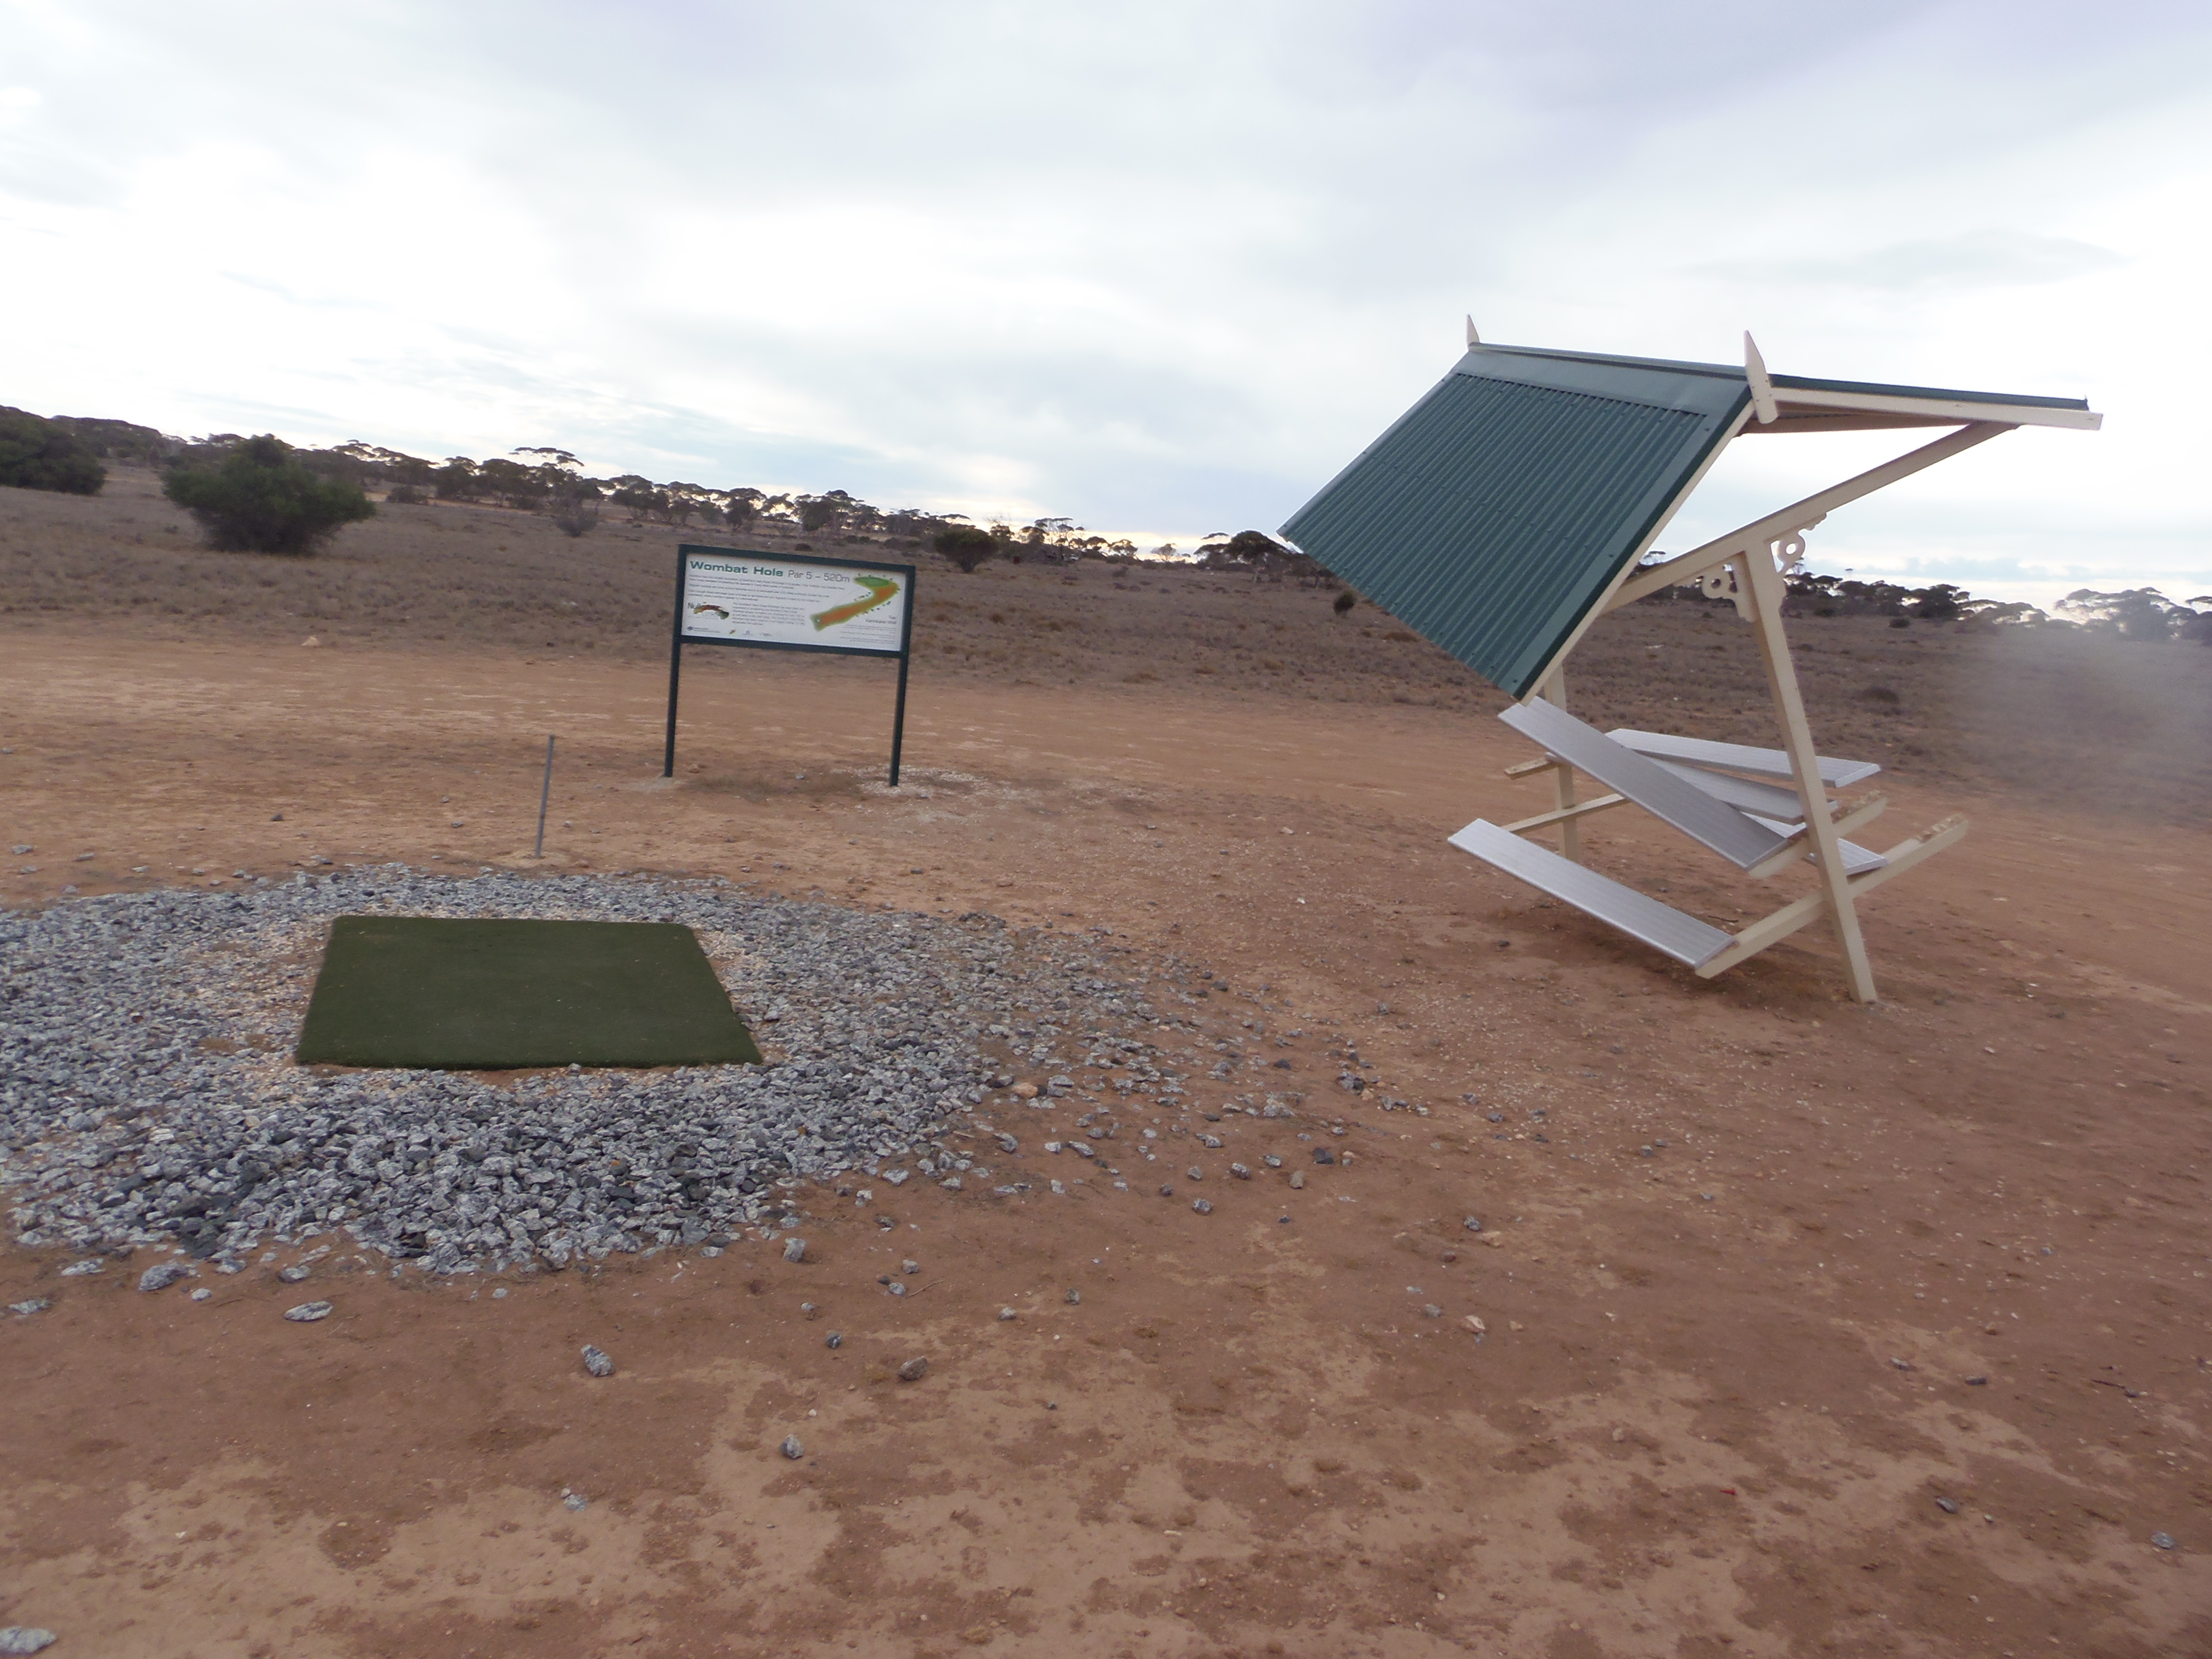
[
  {"xmin": 162, "ymin": 435, "xmax": 376, "ymax": 555},
  {"xmin": 0, "ymin": 406, "xmax": 106, "ymax": 496}
]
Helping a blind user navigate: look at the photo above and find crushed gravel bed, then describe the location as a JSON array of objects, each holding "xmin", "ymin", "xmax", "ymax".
[{"xmin": 1, "ymin": 867, "xmax": 1182, "ymax": 1273}]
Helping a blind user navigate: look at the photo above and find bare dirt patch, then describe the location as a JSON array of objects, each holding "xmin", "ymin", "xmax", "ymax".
[{"xmin": 2, "ymin": 480, "xmax": 2208, "ymax": 1656}]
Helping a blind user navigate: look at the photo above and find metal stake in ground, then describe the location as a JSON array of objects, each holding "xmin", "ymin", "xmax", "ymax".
[{"xmin": 534, "ymin": 736, "xmax": 555, "ymax": 858}]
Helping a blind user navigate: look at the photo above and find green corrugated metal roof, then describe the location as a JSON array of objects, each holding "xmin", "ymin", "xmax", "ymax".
[
  {"xmin": 1281, "ymin": 341, "xmax": 2093, "ymax": 700},
  {"xmin": 1280, "ymin": 344, "xmax": 1747, "ymax": 700}
]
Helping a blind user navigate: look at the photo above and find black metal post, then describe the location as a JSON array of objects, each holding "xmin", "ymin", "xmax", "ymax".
[
  {"xmin": 663, "ymin": 552, "xmax": 688, "ymax": 777},
  {"xmin": 887, "ymin": 649, "xmax": 910, "ymax": 787}
]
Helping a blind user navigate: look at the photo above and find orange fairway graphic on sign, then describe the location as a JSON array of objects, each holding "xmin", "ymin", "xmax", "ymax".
[{"xmin": 810, "ymin": 575, "xmax": 901, "ymax": 631}]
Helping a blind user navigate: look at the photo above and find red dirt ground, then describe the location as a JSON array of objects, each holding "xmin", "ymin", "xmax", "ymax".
[{"xmin": 2, "ymin": 481, "xmax": 2209, "ymax": 1657}]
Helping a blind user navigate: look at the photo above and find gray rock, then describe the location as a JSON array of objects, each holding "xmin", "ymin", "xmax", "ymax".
[
  {"xmin": 563, "ymin": 1492, "xmax": 588, "ymax": 1511},
  {"xmin": 780, "ymin": 1435, "xmax": 804, "ymax": 1459},
  {"xmin": 0, "ymin": 869, "xmax": 1184, "ymax": 1275},
  {"xmin": 0, "ymin": 1629, "xmax": 57, "ymax": 1655},
  {"xmin": 190, "ymin": 1287, "xmax": 212, "ymax": 1302},
  {"xmin": 283, "ymin": 1300, "xmax": 333, "ymax": 1322},
  {"xmin": 8, "ymin": 1298, "xmax": 50, "ymax": 1318},
  {"xmin": 138, "ymin": 1261, "xmax": 192, "ymax": 1293},
  {"xmin": 825, "ymin": 1331, "xmax": 842, "ymax": 1348},
  {"xmin": 1065, "ymin": 1288, "xmax": 1081, "ymax": 1305},
  {"xmin": 279, "ymin": 1265, "xmax": 312, "ymax": 1283},
  {"xmin": 999, "ymin": 1306, "xmax": 1017, "ymax": 1321},
  {"xmin": 903, "ymin": 1259, "xmax": 919, "ymax": 1274},
  {"xmin": 1192, "ymin": 1199, "xmax": 1213, "ymax": 1215},
  {"xmin": 1462, "ymin": 1215, "xmax": 1483, "ymax": 1232},
  {"xmin": 782, "ymin": 1238, "xmax": 807, "ymax": 1263},
  {"xmin": 1229, "ymin": 1163, "xmax": 1251, "ymax": 1179},
  {"xmin": 1186, "ymin": 1166, "xmax": 1202, "ymax": 1181},
  {"xmin": 1263, "ymin": 1154, "xmax": 1283, "ymax": 1168},
  {"xmin": 58, "ymin": 1259, "xmax": 103, "ymax": 1277},
  {"xmin": 581, "ymin": 1345, "xmax": 616, "ymax": 1377},
  {"xmin": 1935, "ymin": 1497, "xmax": 1960, "ymax": 1514},
  {"xmin": 2151, "ymin": 1532, "xmax": 2176, "ymax": 1550},
  {"xmin": 1158, "ymin": 1184, "xmax": 1174, "ymax": 1197},
  {"xmin": 897, "ymin": 1356, "xmax": 930, "ymax": 1382},
  {"xmin": 1422, "ymin": 1304, "xmax": 1442, "ymax": 1319}
]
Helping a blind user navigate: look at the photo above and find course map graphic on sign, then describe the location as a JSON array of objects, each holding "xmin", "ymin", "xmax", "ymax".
[{"xmin": 678, "ymin": 550, "xmax": 907, "ymax": 656}]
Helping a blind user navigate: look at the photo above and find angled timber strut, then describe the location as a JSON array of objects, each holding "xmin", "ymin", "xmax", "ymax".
[{"xmin": 1280, "ymin": 326, "xmax": 2099, "ymax": 1001}]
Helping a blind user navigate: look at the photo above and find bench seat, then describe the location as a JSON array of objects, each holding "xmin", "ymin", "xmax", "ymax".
[{"xmin": 1449, "ymin": 820, "xmax": 1734, "ymax": 968}]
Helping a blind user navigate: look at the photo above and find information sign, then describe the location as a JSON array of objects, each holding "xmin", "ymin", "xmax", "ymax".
[{"xmin": 664, "ymin": 545, "xmax": 917, "ymax": 783}]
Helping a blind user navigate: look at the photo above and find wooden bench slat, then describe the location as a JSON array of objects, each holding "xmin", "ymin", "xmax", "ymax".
[
  {"xmin": 1450, "ymin": 819, "xmax": 1734, "ymax": 968},
  {"xmin": 1501, "ymin": 700, "xmax": 1790, "ymax": 871},
  {"xmin": 1608, "ymin": 728, "xmax": 1882, "ymax": 789}
]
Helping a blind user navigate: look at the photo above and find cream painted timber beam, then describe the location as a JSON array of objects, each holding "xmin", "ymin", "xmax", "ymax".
[
  {"xmin": 1604, "ymin": 421, "xmax": 2015, "ymax": 611},
  {"xmin": 1504, "ymin": 755, "xmax": 1567, "ymax": 779},
  {"xmin": 1502, "ymin": 793, "xmax": 1629, "ymax": 836},
  {"xmin": 1695, "ymin": 816, "xmax": 1969, "ymax": 979}
]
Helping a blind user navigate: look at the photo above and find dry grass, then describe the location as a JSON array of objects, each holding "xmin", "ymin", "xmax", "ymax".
[{"xmin": 7, "ymin": 465, "xmax": 2208, "ymax": 820}]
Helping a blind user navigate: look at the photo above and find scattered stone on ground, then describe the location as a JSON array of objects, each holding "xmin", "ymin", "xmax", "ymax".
[{"xmin": 0, "ymin": 869, "xmax": 1181, "ymax": 1274}]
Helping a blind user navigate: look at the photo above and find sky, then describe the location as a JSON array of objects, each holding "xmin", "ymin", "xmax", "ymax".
[{"xmin": 4, "ymin": 1, "xmax": 2208, "ymax": 607}]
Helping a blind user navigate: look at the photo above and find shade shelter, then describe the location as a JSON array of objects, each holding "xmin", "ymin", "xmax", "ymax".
[{"xmin": 1280, "ymin": 328, "xmax": 2099, "ymax": 1001}]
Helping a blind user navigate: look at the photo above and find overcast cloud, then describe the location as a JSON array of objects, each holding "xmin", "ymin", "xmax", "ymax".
[{"xmin": 4, "ymin": 1, "xmax": 2207, "ymax": 603}]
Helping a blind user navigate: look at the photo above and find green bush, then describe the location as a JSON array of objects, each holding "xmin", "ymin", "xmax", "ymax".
[
  {"xmin": 934, "ymin": 524, "xmax": 997, "ymax": 572},
  {"xmin": 0, "ymin": 406, "xmax": 106, "ymax": 495},
  {"xmin": 163, "ymin": 434, "xmax": 376, "ymax": 555}
]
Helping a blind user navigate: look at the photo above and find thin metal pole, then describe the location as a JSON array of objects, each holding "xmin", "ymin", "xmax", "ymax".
[
  {"xmin": 662, "ymin": 646, "xmax": 682, "ymax": 778},
  {"xmin": 534, "ymin": 736, "xmax": 555, "ymax": 857},
  {"xmin": 664, "ymin": 549, "xmax": 688, "ymax": 777},
  {"xmin": 887, "ymin": 649, "xmax": 910, "ymax": 787}
]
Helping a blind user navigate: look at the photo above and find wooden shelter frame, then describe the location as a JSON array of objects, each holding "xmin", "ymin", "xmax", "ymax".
[{"xmin": 1485, "ymin": 337, "xmax": 2099, "ymax": 1002}]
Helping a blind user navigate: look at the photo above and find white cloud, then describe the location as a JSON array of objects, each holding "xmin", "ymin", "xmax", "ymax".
[{"xmin": 1, "ymin": 0, "xmax": 2207, "ymax": 600}]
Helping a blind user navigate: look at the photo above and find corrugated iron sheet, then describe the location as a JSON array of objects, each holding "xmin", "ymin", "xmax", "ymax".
[{"xmin": 1281, "ymin": 348, "xmax": 1748, "ymax": 699}]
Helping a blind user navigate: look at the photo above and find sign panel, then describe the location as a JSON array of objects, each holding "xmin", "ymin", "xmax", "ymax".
[
  {"xmin": 665, "ymin": 544, "xmax": 917, "ymax": 785},
  {"xmin": 677, "ymin": 548, "xmax": 909, "ymax": 657}
]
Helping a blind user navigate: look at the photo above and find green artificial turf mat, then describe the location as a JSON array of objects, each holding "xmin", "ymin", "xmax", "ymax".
[{"xmin": 295, "ymin": 916, "xmax": 762, "ymax": 1069}]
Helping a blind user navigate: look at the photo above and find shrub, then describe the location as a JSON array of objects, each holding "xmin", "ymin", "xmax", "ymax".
[
  {"xmin": 0, "ymin": 406, "xmax": 106, "ymax": 495},
  {"xmin": 551, "ymin": 497, "xmax": 600, "ymax": 539},
  {"xmin": 1333, "ymin": 590, "xmax": 1357, "ymax": 617},
  {"xmin": 162, "ymin": 434, "xmax": 376, "ymax": 555},
  {"xmin": 934, "ymin": 525, "xmax": 998, "ymax": 573},
  {"xmin": 385, "ymin": 483, "xmax": 428, "ymax": 505}
]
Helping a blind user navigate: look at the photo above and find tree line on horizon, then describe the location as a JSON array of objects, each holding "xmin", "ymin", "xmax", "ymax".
[{"xmin": 5, "ymin": 402, "xmax": 2206, "ymax": 640}]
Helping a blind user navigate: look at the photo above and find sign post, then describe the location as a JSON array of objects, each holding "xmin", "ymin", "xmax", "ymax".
[{"xmin": 663, "ymin": 545, "xmax": 917, "ymax": 785}]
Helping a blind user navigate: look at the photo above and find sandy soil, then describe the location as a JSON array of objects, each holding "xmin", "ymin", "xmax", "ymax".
[
  {"xmin": 2, "ymin": 485, "xmax": 2210, "ymax": 1658},
  {"xmin": 7, "ymin": 464, "xmax": 2209, "ymax": 823}
]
